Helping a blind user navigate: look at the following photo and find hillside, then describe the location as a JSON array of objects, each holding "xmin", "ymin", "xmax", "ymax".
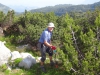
[
  {"xmin": 0, "ymin": 3, "xmax": 11, "ymax": 13},
  {"xmin": 30, "ymin": 1, "xmax": 100, "ymax": 16},
  {"xmin": 0, "ymin": 1, "xmax": 100, "ymax": 15}
]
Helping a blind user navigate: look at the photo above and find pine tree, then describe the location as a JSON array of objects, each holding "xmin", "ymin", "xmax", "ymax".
[{"xmin": 57, "ymin": 13, "xmax": 79, "ymax": 72}]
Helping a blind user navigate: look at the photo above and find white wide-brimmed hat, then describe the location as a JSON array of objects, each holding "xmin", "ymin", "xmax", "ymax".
[{"xmin": 48, "ymin": 22, "xmax": 55, "ymax": 27}]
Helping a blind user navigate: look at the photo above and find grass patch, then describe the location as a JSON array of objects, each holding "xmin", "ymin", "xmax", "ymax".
[
  {"xmin": 1, "ymin": 63, "xmax": 71, "ymax": 75},
  {"xmin": 0, "ymin": 36, "xmax": 16, "ymax": 51}
]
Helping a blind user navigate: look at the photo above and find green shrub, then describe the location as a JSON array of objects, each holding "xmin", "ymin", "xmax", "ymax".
[
  {"xmin": 0, "ymin": 64, "xmax": 7, "ymax": 72},
  {"xmin": 14, "ymin": 58, "xmax": 23, "ymax": 66}
]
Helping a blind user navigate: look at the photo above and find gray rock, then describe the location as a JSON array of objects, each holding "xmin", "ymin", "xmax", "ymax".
[{"xmin": 19, "ymin": 53, "xmax": 36, "ymax": 69}]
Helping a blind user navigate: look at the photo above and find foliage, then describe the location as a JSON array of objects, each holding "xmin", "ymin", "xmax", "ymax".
[
  {"xmin": 13, "ymin": 58, "xmax": 23, "ymax": 66},
  {"xmin": 0, "ymin": 64, "xmax": 8, "ymax": 72}
]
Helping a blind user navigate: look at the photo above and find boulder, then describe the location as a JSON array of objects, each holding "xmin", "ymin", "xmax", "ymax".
[
  {"xmin": 19, "ymin": 53, "xmax": 36, "ymax": 69},
  {"xmin": 0, "ymin": 41, "xmax": 11, "ymax": 66},
  {"xmin": 0, "ymin": 41, "xmax": 37, "ymax": 69},
  {"xmin": 11, "ymin": 51, "xmax": 22, "ymax": 60}
]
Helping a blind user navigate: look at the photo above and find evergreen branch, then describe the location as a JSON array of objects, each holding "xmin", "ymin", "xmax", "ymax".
[{"xmin": 70, "ymin": 26, "xmax": 84, "ymax": 59}]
